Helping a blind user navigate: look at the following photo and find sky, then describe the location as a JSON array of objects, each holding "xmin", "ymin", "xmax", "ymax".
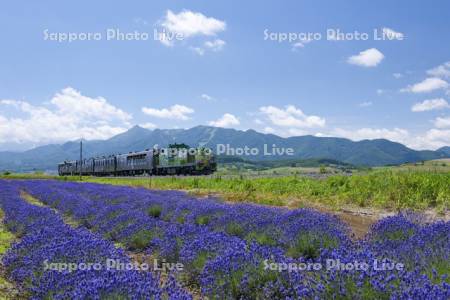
[{"xmin": 1, "ymin": 0, "xmax": 450, "ymax": 151}]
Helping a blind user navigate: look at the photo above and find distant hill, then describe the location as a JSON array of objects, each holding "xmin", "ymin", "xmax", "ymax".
[
  {"xmin": 0, "ymin": 125, "xmax": 448, "ymax": 171},
  {"xmin": 438, "ymin": 146, "xmax": 450, "ymax": 156}
]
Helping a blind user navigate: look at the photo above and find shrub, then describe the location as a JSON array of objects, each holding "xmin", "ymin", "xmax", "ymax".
[
  {"xmin": 126, "ymin": 229, "xmax": 157, "ymax": 250},
  {"xmin": 195, "ymin": 215, "xmax": 210, "ymax": 226},
  {"xmin": 147, "ymin": 205, "xmax": 162, "ymax": 218},
  {"xmin": 286, "ymin": 231, "xmax": 338, "ymax": 259},
  {"xmin": 225, "ymin": 222, "xmax": 244, "ymax": 237}
]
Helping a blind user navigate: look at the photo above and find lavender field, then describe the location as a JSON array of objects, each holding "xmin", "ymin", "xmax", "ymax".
[{"xmin": 0, "ymin": 179, "xmax": 449, "ymax": 299}]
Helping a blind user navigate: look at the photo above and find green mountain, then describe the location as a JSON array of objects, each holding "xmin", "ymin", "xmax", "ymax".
[{"xmin": 0, "ymin": 125, "xmax": 448, "ymax": 171}]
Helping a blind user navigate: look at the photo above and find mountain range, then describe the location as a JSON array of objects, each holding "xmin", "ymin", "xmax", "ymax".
[{"xmin": 0, "ymin": 125, "xmax": 448, "ymax": 171}]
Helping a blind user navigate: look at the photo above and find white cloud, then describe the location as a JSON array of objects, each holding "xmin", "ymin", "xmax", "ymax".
[
  {"xmin": 259, "ymin": 105, "xmax": 325, "ymax": 128},
  {"xmin": 291, "ymin": 38, "xmax": 312, "ymax": 51},
  {"xmin": 139, "ymin": 122, "xmax": 156, "ymax": 129},
  {"xmin": 434, "ymin": 116, "xmax": 450, "ymax": 128},
  {"xmin": 376, "ymin": 89, "xmax": 384, "ymax": 95},
  {"xmin": 155, "ymin": 31, "xmax": 177, "ymax": 47},
  {"xmin": 190, "ymin": 46, "xmax": 205, "ymax": 55},
  {"xmin": 156, "ymin": 10, "xmax": 226, "ymax": 50},
  {"xmin": 191, "ymin": 39, "xmax": 226, "ymax": 55},
  {"xmin": 411, "ymin": 98, "xmax": 449, "ymax": 112},
  {"xmin": 204, "ymin": 39, "xmax": 225, "ymax": 51},
  {"xmin": 51, "ymin": 87, "xmax": 131, "ymax": 122},
  {"xmin": 201, "ymin": 94, "xmax": 215, "ymax": 101},
  {"xmin": 141, "ymin": 104, "xmax": 194, "ymax": 120},
  {"xmin": 286, "ymin": 128, "xmax": 308, "ymax": 136},
  {"xmin": 333, "ymin": 127, "xmax": 410, "ymax": 143},
  {"xmin": 359, "ymin": 101, "xmax": 373, "ymax": 107},
  {"xmin": 263, "ymin": 127, "xmax": 276, "ymax": 134},
  {"xmin": 160, "ymin": 10, "xmax": 226, "ymax": 38},
  {"xmin": 0, "ymin": 87, "xmax": 131, "ymax": 145},
  {"xmin": 208, "ymin": 113, "xmax": 240, "ymax": 128},
  {"xmin": 401, "ymin": 77, "xmax": 448, "ymax": 93},
  {"xmin": 382, "ymin": 27, "xmax": 404, "ymax": 40},
  {"xmin": 393, "ymin": 73, "xmax": 403, "ymax": 79},
  {"xmin": 427, "ymin": 61, "xmax": 450, "ymax": 78},
  {"xmin": 291, "ymin": 42, "xmax": 305, "ymax": 50},
  {"xmin": 331, "ymin": 126, "xmax": 450, "ymax": 150},
  {"xmin": 347, "ymin": 48, "xmax": 384, "ymax": 67},
  {"xmin": 423, "ymin": 129, "xmax": 450, "ymax": 147}
]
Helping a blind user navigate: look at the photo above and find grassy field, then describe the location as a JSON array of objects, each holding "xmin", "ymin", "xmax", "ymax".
[
  {"xmin": 3, "ymin": 168, "xmax": 448, "ymax": 213},
  {"xmin": 378, "ymin": 158, "xmax": 450, "ymax": 173},
  {"xmin": 0, "ymin": 209, "xmax": 20, "ymax": 299}
]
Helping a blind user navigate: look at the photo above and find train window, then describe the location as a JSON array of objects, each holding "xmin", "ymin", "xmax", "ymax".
[{"xmin": 127, "ymin": 154, "xmax": 146, "ymax": 162}]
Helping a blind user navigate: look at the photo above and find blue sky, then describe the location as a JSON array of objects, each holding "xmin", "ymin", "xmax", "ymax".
[{"xmin": 1, "ymin": 0, "xmax": 450, "ymax": 151}]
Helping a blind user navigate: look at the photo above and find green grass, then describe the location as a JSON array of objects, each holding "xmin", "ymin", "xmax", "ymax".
[
  {"xmin": 0, "ymin": 209, "xmax": 21, "ymax": 299},
  {"xmin": 377, "ymin": 159, "xmax": 450, "ymax": 173},
  {"xmin": 0, "ymin": 210, "xmax": 14, "ymax": 255}
]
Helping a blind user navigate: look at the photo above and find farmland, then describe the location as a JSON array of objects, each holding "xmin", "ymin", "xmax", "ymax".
[
  {"xmin": 0, "ymin": 179, "xmax": 449, "ymax": 299},
  {"xmin": 2, "ymin": 168, "xmax": 449, "ymax": 213}
]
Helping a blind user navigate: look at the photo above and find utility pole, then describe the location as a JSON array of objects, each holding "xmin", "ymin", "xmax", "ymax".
[{"xmin": 80, "ymin": 139, "xmax": 83, "ymax": 181}]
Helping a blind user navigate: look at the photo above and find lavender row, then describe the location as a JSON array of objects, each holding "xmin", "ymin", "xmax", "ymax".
[
  {"xmin": 0, "ymin": 180, "xmax": 191, "ymax": 300},
  {"xmin": 20, "ymin": 180, "xmax": 450, "ymax": 299}
]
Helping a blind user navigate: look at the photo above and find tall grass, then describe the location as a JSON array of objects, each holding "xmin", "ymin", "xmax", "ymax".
[{"xmin": 81, "ymin": 170, "xmax": 449, "ymax": 212}]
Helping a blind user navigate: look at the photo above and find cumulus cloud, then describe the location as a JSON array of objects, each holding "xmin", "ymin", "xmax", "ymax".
[
  {"xmin": 0, "ymin": 87, "xmax": 131, "ymax": 146},
  {"xmin": 263, "ymin": 126, "xmax": 276, "ymax": 134},
  {"xmin": 139, "ymin": 122, "xmax": 156, "ymax": 129},
  {"xmin": 347, "ymin": 48, "xmax": 384, "ymax": 67},
  {"xmin": 401, "ymin": 77, "xmax": 448, "ymax": 93},
  {"xmin": 259, "ymin": 105, "xmax": 325, "ymax": 128},
  {"xmin": 51, "ymin": 87, "xmax": 131, "ymax": 122},
  {"xmin": 427, "ymin": 61, "xmax": 450, "ymax": 78},
  {"xmin": 411, "ymin": 98, "xmax": 449, "ymax": 112},
  {"xmin": 333, "ymin": 127, "xmax": 410, "ymax": 143},
  {"xmin": 393, "ymin": 73, "xmax": 403, "ymax": 79},
  {"xmin": 157, "ymin": 10, "xmax": 226, "ymax": 51},
  {"xmin": 382, "ymin": 27, "xmax": 404, "ymax": 40},
  {"xmin": 423, "ymin": 128, "xmax": 450, "ymax": 146},
  {"xmin": 208, "ymin": 113, "xmax": 240, "ymax": 128},
  {"xmin": 141, "ymin": 104, "xmax": 194, "ymax": 120},
  {"xmin": 331, "ymin": 126, "xmax": 450, "ymax": 150},
  {"xmin": 161, "ymin": 10, "xmax": 226, "ymax": 38},
  {"xmin": 434, "ymin": 116, "xmax": 450, "ymax": 128}
]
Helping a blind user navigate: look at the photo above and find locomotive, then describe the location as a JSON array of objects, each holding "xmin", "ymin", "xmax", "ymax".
[{"xmin": 58, "ymin": 144, "xmax": 217, "ymax": 176}]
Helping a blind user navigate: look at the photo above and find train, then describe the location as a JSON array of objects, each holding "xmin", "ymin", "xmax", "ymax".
[{"xmin": 58, "ymin": 144, "xmax": 217, "ymax": 176}]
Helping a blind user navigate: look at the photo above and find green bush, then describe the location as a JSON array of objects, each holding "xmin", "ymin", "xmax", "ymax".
[
  {"xmin": 195, "ymin": 215, "xmax": 210, "ymax": 226},
  {"xmin": 126, "ymin": 229, "xmax": 158, "ymax": 250},
  {"xmin": 286, "ymin": 231, "xmax": 339, "ymax": 259},
  {"xmin": 147, "ymin": 205, "xmax": 162, "ymax": 218}
]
